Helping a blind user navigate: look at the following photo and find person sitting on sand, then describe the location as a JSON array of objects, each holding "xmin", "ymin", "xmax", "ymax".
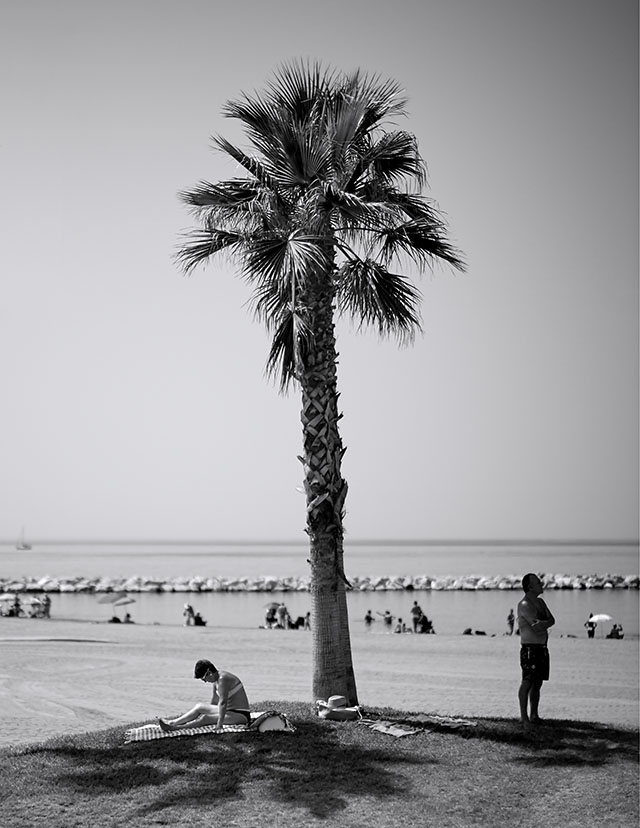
[
  {"xmin": 158, "ymin": 659, "xmax": 250, "ymax": 732},
  {"xmin": 606, "ymin": 624, "xmax": 624, "ymax": 639}
]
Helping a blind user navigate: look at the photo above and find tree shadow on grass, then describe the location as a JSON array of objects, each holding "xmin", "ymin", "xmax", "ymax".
[
  {"xmin": 28, "ymin": 717, "xmax": 433, "ymax": 819},
  {"xmin": 435, "ymin": 716, "xmax": 639, "ymax": 768}
]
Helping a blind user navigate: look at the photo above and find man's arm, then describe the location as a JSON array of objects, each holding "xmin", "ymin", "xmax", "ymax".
[
  {"xmin": 519, "ymin": 598, "xmax": 553, "ymax": 631},
  {"xmin": 537, "ymin": 599, "xmax": 555, "ymax": 628}
]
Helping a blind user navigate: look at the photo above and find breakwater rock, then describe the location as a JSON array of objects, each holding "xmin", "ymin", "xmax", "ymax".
[{"xmin": 0, "ymin": 572, "xmax": 637, "ymax": 595}]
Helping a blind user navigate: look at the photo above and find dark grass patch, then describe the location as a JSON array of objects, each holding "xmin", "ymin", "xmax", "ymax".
[{"xmin": 1, "ymin": 701, "xmax": 637, "ymax": 828}]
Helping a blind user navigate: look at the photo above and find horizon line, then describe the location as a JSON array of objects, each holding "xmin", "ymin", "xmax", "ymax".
[{"xmin": 1, "ymin": 538, "xmax": 638, "ymax": 547}]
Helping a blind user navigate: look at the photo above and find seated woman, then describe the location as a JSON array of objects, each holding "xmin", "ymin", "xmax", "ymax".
[{"xmin": 158, "ymin": 659, "xmax": 250, "ymax": 732}]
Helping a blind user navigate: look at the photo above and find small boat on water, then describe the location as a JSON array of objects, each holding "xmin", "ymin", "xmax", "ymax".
[{"xmin": 16, "ymin": 527, "xmax": 32, "ymax": 551}]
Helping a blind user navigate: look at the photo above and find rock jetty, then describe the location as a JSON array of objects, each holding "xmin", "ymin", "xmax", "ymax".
[{"xmin": 0, "ymin": 572, "xmax": 637, "ymax": 595}]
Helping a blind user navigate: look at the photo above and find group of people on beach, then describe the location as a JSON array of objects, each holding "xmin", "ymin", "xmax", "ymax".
[
  {"xmin": 363, "ymin": 602, "xmax": 435, "ymax": 634},
  {"xmin": 183, "ymin": 603, "xmax": 207, "ymax": 626},
  {"xmin": 263, "ymin": 602, "xmax": 311, "ymax": 630},
  {"xmin": 584, "ymin": 613, "xmax": 624, "ymax": 639},
  {"xmin": 156, "ymin": 571, "xmax": 560, "ymax": 731},
  {"xmin": 0, "ymin": 593, "xmax": 51, "ymax": 618}
]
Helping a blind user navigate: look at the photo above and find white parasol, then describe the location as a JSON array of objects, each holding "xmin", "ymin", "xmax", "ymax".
[
  {"xmin": 589, "ymin": 613, "xmax": 612, "ymax": 623},
  {"xmin": 113, "ymin": 597, "xmax": 136, "ymax": 607},
  {"xmin": 96, "ymin": 592, "xmax": 127, "ymax": 605}
]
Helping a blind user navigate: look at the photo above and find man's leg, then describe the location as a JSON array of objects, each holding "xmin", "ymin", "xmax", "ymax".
[
  {"xmin": 529, "ymin": 678, "xmax": 543, "ymax": 722},
  {"xmin": 518, "ymin": 677, "xmax": 532, "ymax": 722}
]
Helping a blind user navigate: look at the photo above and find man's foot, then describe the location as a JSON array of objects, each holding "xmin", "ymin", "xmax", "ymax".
[
  {"xmin": 529, "ymin": 716, "xmax": 543, "ymax": 725},
  {"xmin": 158, "ymin": 718, "xmax": 175, "ymax": 732}
]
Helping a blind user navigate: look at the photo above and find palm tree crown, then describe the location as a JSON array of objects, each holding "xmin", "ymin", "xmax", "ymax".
[{"xmin": 178, "ymin": 61, "xmax": 464, "ymax": 390}]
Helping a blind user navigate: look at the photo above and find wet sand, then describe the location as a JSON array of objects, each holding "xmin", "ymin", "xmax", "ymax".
[{"xmin": 0, "ymin": 617, "xmax": 637, "ymax": 747}]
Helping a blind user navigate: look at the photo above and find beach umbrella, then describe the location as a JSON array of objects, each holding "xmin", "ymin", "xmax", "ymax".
[
  {"xmin": 0, "ymin": 594, "xmax": 17, "ymax": 601},
  {"xmin": 589, "ymin": 614, "xmax": 612, "ymax": 623},
  {"xmin": 264, "ymin": 602, "xmax": 280, "ymax": 610},
  {"xmin": 96, "ymin": 592, "xmax": 127, "ymax": 605},
  {"xmin": 113, "ymin": 597, "xmax": 136, "ymax": 607}
]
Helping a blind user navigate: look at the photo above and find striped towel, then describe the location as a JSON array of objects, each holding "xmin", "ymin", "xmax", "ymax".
[
  {"xmin": 124, "ymin": 711, "xmax": 295, "ymax": 743},
  {"xmin": 124, "ymin": 723, "xmax": 247, "ymax": 743}
]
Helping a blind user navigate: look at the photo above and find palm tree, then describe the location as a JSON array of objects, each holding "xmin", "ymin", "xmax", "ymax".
[{"xmin": 177, "ymin": 61, "xmax": 465, "ymax": 704}]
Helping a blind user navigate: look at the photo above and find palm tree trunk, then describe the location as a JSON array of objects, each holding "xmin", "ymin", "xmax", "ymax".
[{"xmin": 300, "ymin": 266, "xmax": 358, "ymax": 705}]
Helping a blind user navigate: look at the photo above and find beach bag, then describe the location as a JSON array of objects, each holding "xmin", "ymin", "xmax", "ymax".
[
  {"xmin": 249, "ymin": 711, "xmax": 295, "ymax": 732},
  {"xmin": 315, "ymin": 695, "xmax": 362, "ymax": 721}
]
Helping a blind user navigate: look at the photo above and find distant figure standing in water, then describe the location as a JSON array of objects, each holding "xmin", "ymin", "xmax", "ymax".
[
  {"xmin": 380, "ymin": 610, "xmax": 394, "ymax": 631},
  {"xmin": 183, "ymin": 604, "xmax": 195, "ymax": 626},
  {"xmin": 364, "ymin": 610, "xmax": 374, "ymax": 628},
  {"xmin": 276, "ymin": 603, "xmax": 288, "ymax": 629},
  {"xmin": 517, "ymin": 573, "xmax": 555, "ymax": 725},
  {"xmin": 584, "ymin": 613, "xmax": 597, "ymax": 639},
  {"xmin": 410, "ymin": 601, "xmax": 423, "ymax": 633},
  {"xmin": 507, "ymin": 608, "xmax": 515, "ymax": 635}
]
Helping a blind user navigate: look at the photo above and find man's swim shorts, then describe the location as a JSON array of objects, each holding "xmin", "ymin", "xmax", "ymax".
[{"xmin": 520, "ymin": 644, "xmax": 550, "ymax": 682}]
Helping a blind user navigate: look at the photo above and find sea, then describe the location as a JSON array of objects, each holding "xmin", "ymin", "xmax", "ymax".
[{"xmin": 1, "ymin": 541, "xmax": 638, "ymax": 639}]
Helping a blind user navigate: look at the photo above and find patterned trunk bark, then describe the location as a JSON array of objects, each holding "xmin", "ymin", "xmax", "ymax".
[{"xmin": 300, "ymin": 265, "xmax": 358, "ymax": 705}]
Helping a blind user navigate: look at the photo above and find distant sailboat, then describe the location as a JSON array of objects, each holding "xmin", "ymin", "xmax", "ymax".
[{"xmin": 16, "ymin": 527, "xmax": 32, "ymax": 551}]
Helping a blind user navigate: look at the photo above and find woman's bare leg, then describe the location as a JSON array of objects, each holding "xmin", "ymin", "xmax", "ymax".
[{"xmin": 158, "ymin": 703, "xmax": 218, "ymax": 731}]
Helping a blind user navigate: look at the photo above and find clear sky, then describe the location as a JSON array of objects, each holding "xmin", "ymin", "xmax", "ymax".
[{"xmin": 1, "ymin": 0, "xmax": 638, "ymax": 543}]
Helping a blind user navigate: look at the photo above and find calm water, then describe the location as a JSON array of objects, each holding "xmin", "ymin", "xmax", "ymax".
[
  {"xmin": 8, "ymin": 581, "xmax": 638, "ymax": 640},
  {"xmin": 0, "ymin": 541, "xmax": 638, "ymax": 580},
  {"xmin": 1, "ymin": 542, "xmax": 637, "ymax": 638}
]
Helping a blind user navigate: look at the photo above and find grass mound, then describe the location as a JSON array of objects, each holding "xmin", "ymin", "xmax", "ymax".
[{"xmin": 1, "ymin": 702, "xmax": 637, "ymax": 828}]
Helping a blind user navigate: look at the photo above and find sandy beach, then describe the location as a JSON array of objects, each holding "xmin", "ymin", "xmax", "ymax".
[{"xmin": 1, "ymin": 617, "xmax": 637, "ymax": 748}]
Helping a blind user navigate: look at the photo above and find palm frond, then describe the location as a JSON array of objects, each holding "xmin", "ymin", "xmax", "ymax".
[
  {"xmin": 378, "ymin": 219, "xmax": 466, "ymax": 271},
  {"xmin": 241, "ymin": 231, "xmax": 328, "ymax": 286},
  {"xmin": 336, "ymin": 258, "xmax": 421, "ymax": 342},
  {"xmin": 346, "ymin": 71, "xmax": 408, "ymax": 134},
  {"xmin": 266, "ymin": 60, "xmax": 330, "ymax": 120},
  {"xmin": 175, "ymin": 228, "xmax": 243, "ymax": 274},
  {"xmin": 352, "ymin": 131, "xmax": 426, "ymax": 189},
  {"xmin": 211, "ymin": 135, "xmax": 280, "ymax": 192},
  {"xmin": 180, "ymin": 179, "xmax": 260, "ymax": 211},
  {"xmin": 265, "ymin": 309, "xmax": 312, "ymax": 392}
]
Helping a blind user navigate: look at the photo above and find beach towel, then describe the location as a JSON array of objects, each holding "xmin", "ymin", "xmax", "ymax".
[
  {"xmin": 123, "ymin": 711, "xmax": 295, "ymax": 744},
  {"xmin": 357, "ymin": 713, "xmax": 477, "ymax": 738},
  {"xmin": 357, "ymin": 719, "xmax": 426, "ymax": 738}
]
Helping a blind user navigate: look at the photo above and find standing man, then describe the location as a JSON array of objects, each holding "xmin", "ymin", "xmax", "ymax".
[
  {"xmin": 158, "ymin": 659, "xmax": 250, "ymax": 732},
  {"xmin": 507, "ymin": 608, "xmax": 515, "ymax": 635},
  {"xmin": 410, "ymin": 601, "xmax": 423, "ymax": 633},
  {"xmin": 517, "ymin": 573, "xmax": 555, "ymax": 725}
]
